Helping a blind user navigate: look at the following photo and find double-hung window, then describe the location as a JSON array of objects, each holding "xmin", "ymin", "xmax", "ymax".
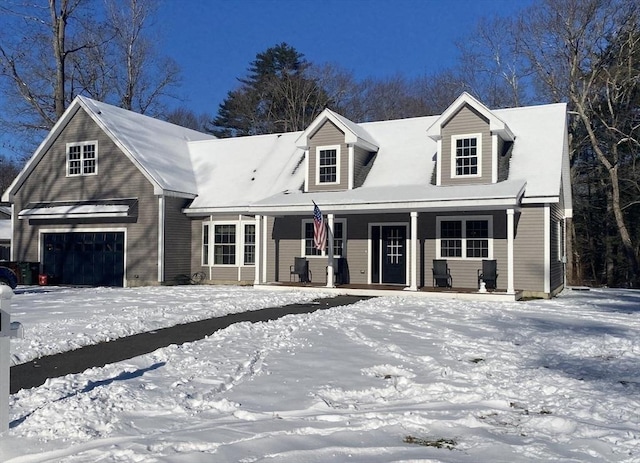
[
  {"xmin": 303, "ymin": 219, "xmax": 346, "ymax": 257},
  {"xmin": 244, "ymin": 224, "xmax": 256, "ymax": 265},
  {"xmin": 451, "ymin": 134, "xmax": 481, "ymax": 177},
  {"xmin": 437, "ymin": 216, "xmax": 492, "ymax": 259},
  {"xmin": 67, "ymin": 141, "xmax": 98, "ymax": 176},
  {"xmin": 214, "ymin": 224, "xmax": 236, "ymax": 265},
  {"xmin": 316, "ymin": 145, "xmax": 340, "ymax": 184}
]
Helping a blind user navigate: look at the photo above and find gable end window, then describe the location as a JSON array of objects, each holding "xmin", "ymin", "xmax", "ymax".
[
  {"xmin": 451, "ymin": 134, "xmax": 481, "ymax": 178},
  {"xmin": 67, "ymin": 141, "xmax": 98, "ymax": 176},
  {"xmin": 316, "ymin": 145, "xmax": 340, "ymax": 185},
  {"xmin": 436, "ymin": 216, "xmax": 492, "ymax": 259}
]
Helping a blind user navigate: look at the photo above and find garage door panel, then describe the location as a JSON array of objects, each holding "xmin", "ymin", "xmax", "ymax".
[{"xmin": 43, "ymin": 232, "xmax": 125, "ymax": 287}]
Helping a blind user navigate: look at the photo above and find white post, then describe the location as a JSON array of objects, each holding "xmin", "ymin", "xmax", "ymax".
[
  {"xmin": 507, "ymin": 209, "xmax": 515, "ymax": 294},
  {"xmin": 409, "ymin": 211, "xmax": 418, "ymax": 291},
  {"xmin": 254, "ymin": 215, "xmax": 262, "ymax": 285},
  {"xmin": 0, "ymin": 285, "xmax": 13, "ymax": 434},
  {"xmin": 326, "ymin": 213, "xmax": 335, "ymax": 288}
]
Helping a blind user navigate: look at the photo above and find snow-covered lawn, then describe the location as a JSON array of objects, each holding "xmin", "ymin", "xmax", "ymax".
[{"xmin": 1, "ymin": 286, "xmax": 640, "ymax": 462}]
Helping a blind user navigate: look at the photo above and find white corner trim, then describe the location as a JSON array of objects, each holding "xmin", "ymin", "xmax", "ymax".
[
  {"xmin": 492, "ymin": 134, "xmax": 498, "ymax": 183},
  {"xmin": 158, "ymin": 196, "xmax": 165, "ymax": 283},
  {"xmin": 304, "ymin": 149, "xmax": 309, "ymax": 192},
  {"xmin": 436, "ymin": 139, "xmax": 442, "ymax": 186},
  {"xmin": 348, "ymin": 145, "xmax": 354, "ymax": 190},
  {"xmin": 544, "ymin": 204, "xmax": 550, "ymax": 294}
]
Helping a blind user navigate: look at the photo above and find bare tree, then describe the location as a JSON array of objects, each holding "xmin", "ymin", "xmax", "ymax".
[
  {"xmin": 516, "ymin": 0, "xmax": 640, "ymax": 285},
  {"xmin": 457, "ymin": 16, "xmax": 533, "ymax": 108},
  {"xmin": 0, "ymin": 0, "xmax": 180, "ymax": 157}
]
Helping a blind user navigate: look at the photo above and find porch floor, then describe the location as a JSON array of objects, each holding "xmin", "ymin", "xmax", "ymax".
[{"xmin": 256, "ymin": 281, "xmax": 522, "ymax": 301}]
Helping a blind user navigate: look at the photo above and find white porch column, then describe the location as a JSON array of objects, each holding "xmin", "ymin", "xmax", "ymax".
[
  {"xmin": 254, "ymin": 215, "xmax": 262, "ymax": 285},
  {"xmin": 507, "ymin": 208, "xmax": 515, "ymax": 294},
  {"xmin": 326, "ymin": 213, "xmax": 335, "ymax": 288},
  {"xmin": 262, "ymin": 216, "xmax": 268, "ymax": 283},
  {"xmin": 409, "ymin": 211, "xmax": 418, "ymax": 291}
]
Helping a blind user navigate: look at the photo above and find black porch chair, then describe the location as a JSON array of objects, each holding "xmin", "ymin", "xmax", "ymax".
[
  {"xmin": 290, "ymin": 257, "xmax": 311, "ymax": 283},
  {"xmin": 432, "ymin": 259, "xmax": 452, "ymax": 288},
  {"xmin": 478, "ymin": 259, "xmax": 498, "ymax": 290}
]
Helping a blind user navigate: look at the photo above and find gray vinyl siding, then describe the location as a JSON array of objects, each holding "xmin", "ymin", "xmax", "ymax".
[
  {"xmin": 164, "ymin": 196, "xmax": 192, "ymax": 283},
  {"xmin": 420, "ymin": 211, "xmax": 507, "ymax": 289},
  {"xmin": 11, "ymin": 106, "xmax": 159, "ymax": 286},
  {"xmin": 513, "ymin": 206, "xmax": 545, "ymax": 293},
  {"xmin": 307, "ymin": 120, "xmax": 349, "ymax": 191},
  {"xmin": 353, "ymin": 146, "xmax": 375, "ymax": 188},
  {"xmin": 440, "ymin": 104, "xmax": 492, "ymax": 186},
  {"xmin": 270, "ymin": 213, "xmax": 410, "ymax": 286}
]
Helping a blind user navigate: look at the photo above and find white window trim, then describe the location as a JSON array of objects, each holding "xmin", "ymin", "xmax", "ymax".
[
  {"xmin": 315, "ymin": 145, "xmax": 341, "ymax": 185},
  {"xmin": 202, "ymin": 218, "xmax": 257, "ymax": 267},
  {"xmin": 201, "ymin": 222, "xmax": 210, "ymax": 266},
  {"xmin": 450, "ymin": 133, "xmax": 482, "ymax": 178},
  {"xmin": 301, "ymin": 218, "xmax": 347, "ymax": 258},
  {"xmin": 243, "ymin": 223, "xmax": 256, "ymax": 266},
  {"xmin": 436, "ymin": 215, "xmax": 493, "ymax": 260},
  {"xmin": 66, "ymin": 140, "xmax": 98, "ymax": 177}
]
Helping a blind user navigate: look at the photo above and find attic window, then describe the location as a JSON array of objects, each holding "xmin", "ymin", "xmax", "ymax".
[
  {"xmin": 451, "ymin": 134, "xmax": 481, "ymax": 178},
  {"xmin": 316, "ymin": 145, "xmax": 340, "ymax": 185},
  {"xmin": 67, "ymin": 141, "xmax": 98, "ymax": 177}
]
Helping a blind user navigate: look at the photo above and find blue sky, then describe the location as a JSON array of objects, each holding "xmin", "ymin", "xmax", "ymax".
[{"xmin": 157, "ymin": 0, "xmax": 531, "ymax": 116}]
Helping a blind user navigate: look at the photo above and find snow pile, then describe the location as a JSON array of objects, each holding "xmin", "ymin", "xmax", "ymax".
[{"xmin": 2, "ymin": 286, "xmax": 640, "ymax": 462}]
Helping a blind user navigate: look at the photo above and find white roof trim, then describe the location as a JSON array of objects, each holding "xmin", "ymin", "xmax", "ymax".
[
  {"xmin": 295, "ymin": 108, "xmax": 379, "ymax": 151},
  {"xmin": 426, "ymin": 92, "xmax": 515, "ymax": 141},
  {"xmin": 19, "ymin": 204, "xmax": 131, "ymax": 220}
]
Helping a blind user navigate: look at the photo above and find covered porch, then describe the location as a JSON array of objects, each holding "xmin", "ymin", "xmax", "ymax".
[{"xmin": 256, "ymin": 281, "xmax": 523, "ymax": 301}]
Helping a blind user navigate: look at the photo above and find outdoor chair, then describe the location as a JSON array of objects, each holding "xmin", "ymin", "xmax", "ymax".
[
  {"xmin": 290, "ymin": 257, "xmax": 311, "ymax": 283},
  {"xmin": 432, "ymin": 259, "xmax": 452, "ymax": 288},
  {"xmin": 478, "ymin": 259, "xmax": 498, "ymax": 290}
]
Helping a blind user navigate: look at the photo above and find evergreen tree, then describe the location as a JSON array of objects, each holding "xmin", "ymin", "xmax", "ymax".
[{"xmin": 209, "ymin": 43, "xmax": 330, "ymax": 137}]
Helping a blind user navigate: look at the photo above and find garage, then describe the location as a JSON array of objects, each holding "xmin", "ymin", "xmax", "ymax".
[{"xmin": 42, "ymin": 232, "xmax": 125, "ymax": 286}]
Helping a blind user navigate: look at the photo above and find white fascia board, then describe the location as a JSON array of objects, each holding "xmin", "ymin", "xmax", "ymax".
[
  {"xmin": 521, "ymin": 195, "xmax": 560, "ymax": 204},
  {"xmin": 249, "ymin": 196, "xmax": 523, "ymax": 216},
  {"xmin": 2, "ymin": 101, "xmax": 83, "ymax": 202},
  {"xmin": 426, "ymin": 92, "xmax": 514, "ymax": 142},
  {"xmin": 184, "ymin": 206, "xmax": 253, "ymax": 216}
]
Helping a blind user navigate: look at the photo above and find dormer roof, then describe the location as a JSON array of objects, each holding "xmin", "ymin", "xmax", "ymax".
[
  {"xmin": 295, "ymin": 108, "xmax": 379, "ymax": 152},
  {"xmin": 426, "ymin": 92, "xmax": 515, "ymax": 142}
]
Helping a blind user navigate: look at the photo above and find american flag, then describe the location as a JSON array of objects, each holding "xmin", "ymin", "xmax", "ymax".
[{"xmin": 313, "ymin": 202, "xmax": 326, "ymax": 251}]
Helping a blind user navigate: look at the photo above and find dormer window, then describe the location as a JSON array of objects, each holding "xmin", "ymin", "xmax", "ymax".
[
  {"xmin": 452, "ymin": 134, "xmax": 481, "ymax": 177},
  {"xmin": 316, "ymin": 145, "xmax": 340, "ymax": 184}
]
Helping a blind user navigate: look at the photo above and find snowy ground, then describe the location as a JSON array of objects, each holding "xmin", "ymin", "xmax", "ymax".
[{"xmin": 1, "ymin": 285, "xmax": 640, "ymax": 462}]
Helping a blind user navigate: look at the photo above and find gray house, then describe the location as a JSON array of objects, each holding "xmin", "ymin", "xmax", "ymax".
[{"xmin": 1, "ymin": 92, "xmax": 571, "ymax": 298}]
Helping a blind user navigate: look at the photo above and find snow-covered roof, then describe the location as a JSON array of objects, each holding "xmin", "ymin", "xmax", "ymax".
[
  {"xmin": 187, "ymin": 132, "xmax": 306, "ymax": 212},
  {"xmin": 2, "ymin": 96, "xmax": 216, "ymax": 201},
  {"xmin": 77, "ymin": 97, "xmax": 216, "ymax": 196},
  {"xmin": 185, "ymin": 100, "xmax": 566, "ymax": 214},
  {"xmin": 3, "ymin": 94, "xmax": 567, "ymax": 213}
]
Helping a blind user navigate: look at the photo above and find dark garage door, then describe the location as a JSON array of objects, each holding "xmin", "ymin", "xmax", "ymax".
[{"xmin": 43, "ymin": 232, "xmax": 125, "ymax": 286}]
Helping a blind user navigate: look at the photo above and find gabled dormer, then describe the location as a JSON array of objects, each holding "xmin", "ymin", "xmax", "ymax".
[
  {"xmin": 296, "ymin": 109, "xmax": 378, "ymax": 192},
  {"xmin": 427, "ymin": 92, "xmax": 514, "ymax": 186}
]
